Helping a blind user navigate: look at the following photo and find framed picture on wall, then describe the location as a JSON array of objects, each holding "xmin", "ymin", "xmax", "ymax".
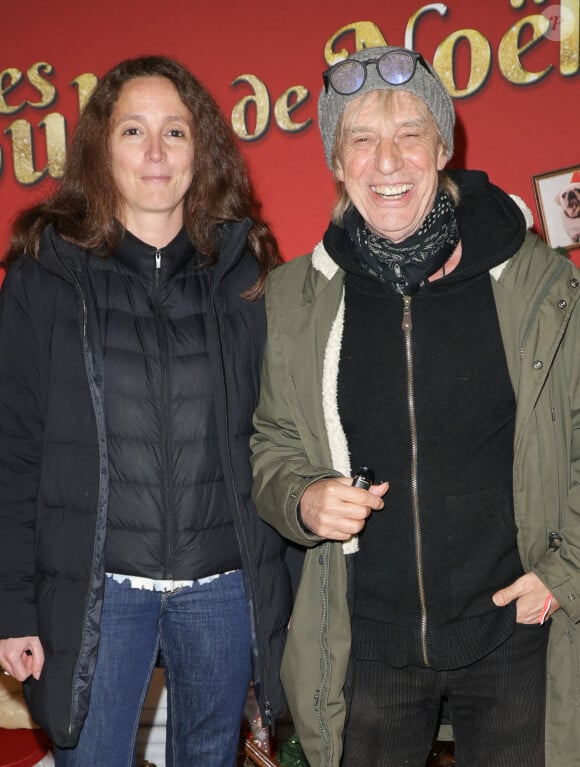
[{"xmin": 532, "ymin": 165, "xmax": 580, "ymax": 250}]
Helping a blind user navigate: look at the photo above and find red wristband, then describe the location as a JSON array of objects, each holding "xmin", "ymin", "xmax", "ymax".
[{"xmin": 539, "ymin": 593, "xmax": 553, "ymax": 625}]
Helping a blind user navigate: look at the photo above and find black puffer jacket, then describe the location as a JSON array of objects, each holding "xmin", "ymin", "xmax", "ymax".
[
  {"xmin": 0, "ymin": 220, "xmax": 292, "ymax": 746},
  {"xmin": 92, "ymin": 226, "xmax": 243, "ymax": 581}
]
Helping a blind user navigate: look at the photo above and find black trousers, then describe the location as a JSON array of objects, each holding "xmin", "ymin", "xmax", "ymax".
[{"xmin": 342, "ymin": 623, "xmax": 549, "ymax": 767}]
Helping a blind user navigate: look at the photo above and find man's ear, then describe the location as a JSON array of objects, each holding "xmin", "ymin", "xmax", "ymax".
[{"xmin": 436, "ymin": 141, "xmax": 447, "ymax": 172}]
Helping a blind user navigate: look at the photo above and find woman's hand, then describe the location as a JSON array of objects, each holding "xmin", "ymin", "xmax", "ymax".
[
  {"xmin": 299, "ymin": 476, "xmax": 389, "ymax": 540},
  {"xmin": 0, "ymin": 637, "xmax": 44, "ymax": 681}
]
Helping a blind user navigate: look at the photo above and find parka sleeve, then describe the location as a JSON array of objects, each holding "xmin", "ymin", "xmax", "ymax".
[
  {"xmin": 0, "ymin": 260, "xmax": 43, "ymax": 637},
  {"xmin": 250, "ymin": 270, "xmax": 341, "ymax": 547}
]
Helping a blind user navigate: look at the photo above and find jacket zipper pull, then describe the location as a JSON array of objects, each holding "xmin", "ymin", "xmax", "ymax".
[
  {"xmin": 402, "ymin": 295, "xmax": 412, "ymax": 331},
  {"xmin": 154, "ymin": 249, "xmax": 162, "ymax": 289}
]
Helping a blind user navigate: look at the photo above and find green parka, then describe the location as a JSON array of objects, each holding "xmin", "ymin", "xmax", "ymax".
[{"xmin": 251, "ymin": 227, "xmax": 580, "ymax": 766}]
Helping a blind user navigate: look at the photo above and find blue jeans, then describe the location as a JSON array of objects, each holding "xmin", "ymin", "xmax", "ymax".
[{"xmin": 55, "ymin": 570, "xmax": 252, "ymax": 767}]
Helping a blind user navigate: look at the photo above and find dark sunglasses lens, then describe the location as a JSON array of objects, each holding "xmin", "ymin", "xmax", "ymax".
[
  {"xmin": 330, "ymin": 60, "xmax": 366, "ymax": 95},
  {"xmin": 378, "ymin": 51, "xmax": 416, "ymax": 85}
]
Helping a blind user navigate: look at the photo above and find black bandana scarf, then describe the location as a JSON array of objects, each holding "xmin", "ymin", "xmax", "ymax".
[{"xmin": 343, "ymin": 189, "xmax": 460, "ymax": 295}]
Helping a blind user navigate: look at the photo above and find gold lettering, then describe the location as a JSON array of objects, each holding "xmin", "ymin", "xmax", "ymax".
[
  {"xmin": 510, "ymin": 0, "xmax": 550, "ymax": 5},
  {"xmin": 6, "ymin": 119, "xmax": 45, "ymax": 184},
  {"xmin": 323, "ymin": 21, "xmax": 387, "ymax": 66},
  {"xmin": 0, "ymin": 68, "xmax": 24, "ymax": 115},
  {"xmin": 498, "ymin": 15, "xmax": 551, "ymax": 84},
  {"xmin": 274, "ymin": 86, "xmax": 311, "ymax": 133},
  {"xmin": 231, "ymin": 75, "xmax": 270, "ymax": 141},
  {"xmin": 40, "ymin": 113, "xmax": 66, "ymax": 178},
  {"xmin": 71, "ymin": 72, "xmax": 98, "ymax": 113},
  {"xmin": 27, "ymin": 62, "xmax": 56, "ymax": 109},
  {"xmin": 560, "ymin": 0, "xmax": 580, "ymax": 75},
  {"xmin": 405, "ymin": 4, "xmax": 449, "ymax": 50},
  {"xmin": 5, "ymin": 113, "xmax": 66, "ymax": 185},
  {"xmin": 434, "ymin": 30, "xmax": 492, "ymax": 97}
]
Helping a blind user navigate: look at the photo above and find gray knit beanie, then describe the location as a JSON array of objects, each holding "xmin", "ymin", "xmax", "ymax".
[{"xmin": 318, "ymin": 46, "xmax": 455, "ymax": 169}]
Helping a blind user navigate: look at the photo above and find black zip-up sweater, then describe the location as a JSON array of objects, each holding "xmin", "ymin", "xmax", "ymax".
[
  {"xmin": 0, "ymin": 222, "xmax": 292, "ymax": 745},
  {"xmin": 328, "ymin": 171, "xmax": 526, "ymax": 670}
]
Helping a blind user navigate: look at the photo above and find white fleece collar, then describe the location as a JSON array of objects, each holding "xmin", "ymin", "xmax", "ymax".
[{"xmin": 312, "ymin": 242, "xmax": 358, "ymax": 553}]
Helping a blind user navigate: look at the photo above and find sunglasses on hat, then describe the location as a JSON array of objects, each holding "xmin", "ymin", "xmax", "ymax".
[{"xmin": 323, "ymin": 49, "xmax": 433, "ymax": 96}]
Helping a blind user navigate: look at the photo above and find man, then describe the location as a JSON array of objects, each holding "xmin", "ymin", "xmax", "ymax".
[{"xmin": 251, "ymin": 46, "xmax": 580, "ymax": 766}]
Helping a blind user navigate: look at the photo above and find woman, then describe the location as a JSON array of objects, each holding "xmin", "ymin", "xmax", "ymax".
[
  {"xmin": 0, "ymin": 55, "xmax": 291, "ymax": 766},
  {"xmin": 251, "ymin": 46, "xmax": 580, "ymax": 766}
]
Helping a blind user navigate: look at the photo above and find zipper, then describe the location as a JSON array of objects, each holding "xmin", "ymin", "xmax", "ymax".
[
  {"xmin": 57, "ymin": 257, "xmax": 108, "ymax": 737},
  {"xmin": 153, "ymin": 248, "xmax": 175, "ymax": 578},
  {"xmin": 402, "ymin": 295, "xmax": 430, "ymax": 668},
  {"xmin": 209, "ymin": 273, "xmax": 276, "ymax": 724},
  {"xmin": 154, "ymin": 249, "xmax": 161, "ymax": 288},
  {"xmin": 316, "ymin": 542, "xmax": 331, "ymax": 745}
]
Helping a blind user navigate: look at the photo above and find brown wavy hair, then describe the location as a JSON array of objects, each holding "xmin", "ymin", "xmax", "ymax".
[{"xmin": 3, "ymin": 55, "xmax": 279, "ymax": 297}]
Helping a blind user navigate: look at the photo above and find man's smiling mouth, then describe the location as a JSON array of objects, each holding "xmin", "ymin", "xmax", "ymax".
[{"xmin": 371, "ymin": 183, "xmax": 412, "ymax": 199}]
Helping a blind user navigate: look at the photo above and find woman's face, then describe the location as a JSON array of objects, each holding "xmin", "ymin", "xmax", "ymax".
[
  {"xmin": 335, "ymin": 90, "xmax": 447, "ymax": 243},
  {"xmin": 109, "ymin": 76, "xmax": 194, "ymax": 238}
]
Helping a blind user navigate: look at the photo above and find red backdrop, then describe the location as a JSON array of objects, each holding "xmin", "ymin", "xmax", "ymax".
[{"xmin": 1, "ymin": 0, "xmax": 579, "ymax": 268}]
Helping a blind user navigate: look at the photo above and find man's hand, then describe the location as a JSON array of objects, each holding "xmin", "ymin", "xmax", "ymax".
[
  {"xmin": 299, "ymin": 476, "xmax": 389, "ymax": 540},
  {"xmin": 492, "ymin": 572, "xmax": 560, "ymax": 624},
  {"xmin": 0, "ymin": 637, "xmax": 44, "ymax": 681}
]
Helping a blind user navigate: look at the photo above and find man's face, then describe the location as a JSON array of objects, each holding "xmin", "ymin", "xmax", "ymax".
[{"xmin": 335, "ymin": 90, "xmax": 447, "ymax": 243}]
